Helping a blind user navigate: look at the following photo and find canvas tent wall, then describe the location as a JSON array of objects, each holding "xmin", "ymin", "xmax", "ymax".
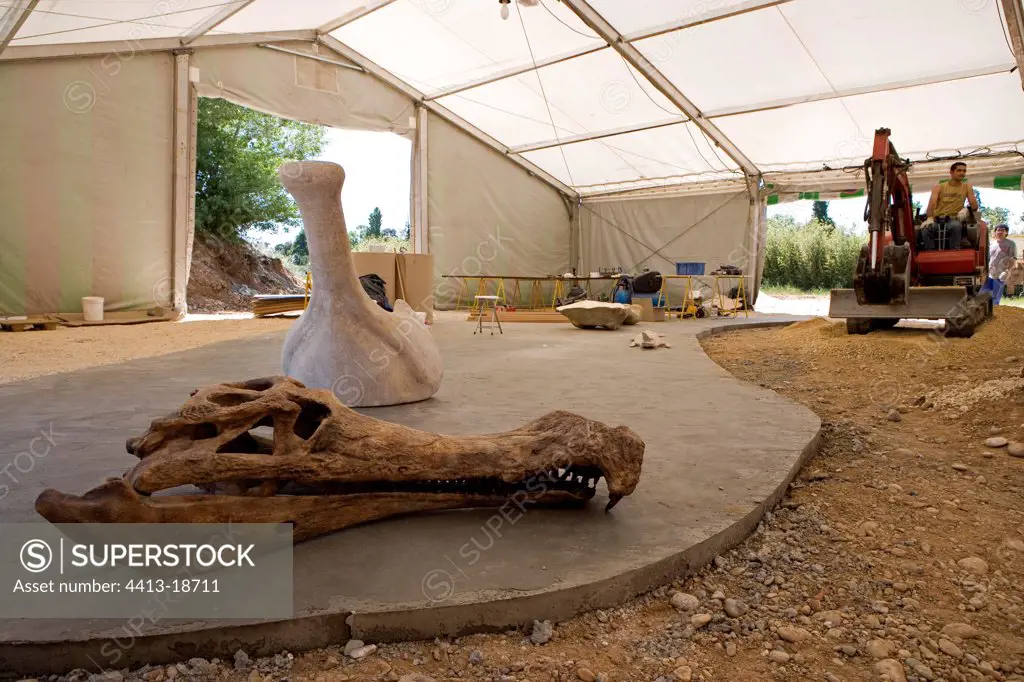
[
  {"xmin": 1, "ymin": 0, "xmax": 1023, "ymax": 316},
  {"xmin": 0, "ymin": 52, "xmax": 178, "ymax": 316}
]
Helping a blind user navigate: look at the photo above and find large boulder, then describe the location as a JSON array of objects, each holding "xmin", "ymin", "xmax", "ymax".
[{"xmin": 557, "ymin": 301, "xmax": 638, "ymax": 330}]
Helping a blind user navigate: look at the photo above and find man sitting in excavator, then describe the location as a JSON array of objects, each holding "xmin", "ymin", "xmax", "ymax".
[{"xmin": 919, "ymin": 162, "xmax": 979, "ymax": 251}]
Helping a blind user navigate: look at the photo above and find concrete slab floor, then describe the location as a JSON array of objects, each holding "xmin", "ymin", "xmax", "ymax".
[{"xmin": 0, "ymin": 313, "xmax": 820, "ymax": 675}]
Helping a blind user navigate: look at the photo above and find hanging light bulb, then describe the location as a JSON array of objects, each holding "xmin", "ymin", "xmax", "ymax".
[{"xmin": 499, "ymin": 0, "xmax": 510, "ymax": 20}]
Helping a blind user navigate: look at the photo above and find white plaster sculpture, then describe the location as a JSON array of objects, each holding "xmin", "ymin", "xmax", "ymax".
[{"xmin": 279, "ymin": 161, "xmax": 443, "ymax": 407}]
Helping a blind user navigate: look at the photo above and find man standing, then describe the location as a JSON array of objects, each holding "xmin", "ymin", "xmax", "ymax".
[
  {"xmin": 982, "ymin": 224, "xmax": 1018, "ymax": 305},
  {"xmin": 920, "ymin": 162, "xmax": 979, "ymax": 250}
]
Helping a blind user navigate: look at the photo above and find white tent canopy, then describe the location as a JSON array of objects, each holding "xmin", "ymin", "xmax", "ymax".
[
  {"xmin": 4, "ymin": 0, "xmax": 1023, "ymax": 196},
  {"xmin": 2, "ymin": 0, "xmax": 1023, "ymax": 315}
]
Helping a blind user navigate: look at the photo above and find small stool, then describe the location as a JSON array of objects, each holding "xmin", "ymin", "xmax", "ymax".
[{"xmin": 473, "ymin": 295, "xmax": 502, "ymax": 335}]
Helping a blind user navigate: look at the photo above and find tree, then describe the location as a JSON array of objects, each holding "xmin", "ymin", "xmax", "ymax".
[
  {"xmin": 365, "ymin": 207, "xmax": 383, "ymax": 239},
  {"xmin": 403, "ymin": 221, "xmax": 411, "ymax": 240},
  {"xmin": 812, "ymin": 200, "xmax": 835, "ymax": 230},
  {"xmin": 981, "ymin": 206, "xmax": 1010, "ymax": 228},
  {"xmin": 194, "ymin": 98, "xmax": 327, "ymax": 240}
]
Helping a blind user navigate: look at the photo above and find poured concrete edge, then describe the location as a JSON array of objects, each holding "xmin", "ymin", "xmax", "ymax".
[{"xmin": 0, "ymin": 318, "xmax": 819, "ymax": 676}]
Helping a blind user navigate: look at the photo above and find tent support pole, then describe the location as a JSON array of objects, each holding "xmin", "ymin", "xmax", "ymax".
[
  {"xmin": 745, "ymin": 175, "xmax": 763, "ymax": 305},
  {"xmin": 0, "ymin": 0, "xmax": 38, "ymax": 55},
  {"xmin": 316, "ymin": 34, "xmax": 579, "ymax": 201},
  {"xmin": 1002, "ymin": 0, "xmax": 1024, "ymax": 89},
  {"xmin": 412, "ymin": 104, "xmax": 429, "ymax": 255},
  {"xmin": 181, "ymin": 0, "xmax": 259, "ymax": 46},
  {"xmin": 559, "ymin": 0, "xmax": 760, "ymax": 180},
  {"xmin": 171, "ymin": 51, "xmax": 195, "ymax": 314}
]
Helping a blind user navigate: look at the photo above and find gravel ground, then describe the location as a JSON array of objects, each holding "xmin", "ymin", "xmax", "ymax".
[{"xmin": 9, "ymin": 308, "xmax": 1024, "ymax": 682}]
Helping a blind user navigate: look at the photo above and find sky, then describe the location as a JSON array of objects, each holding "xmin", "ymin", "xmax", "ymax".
[
  {"xmin": 250, "ymin": 125, "xmax": 1024, "ymax": 248},
  {"xmin": 251, "ymin": 127, "xmax": 412, "ymax": 248},
  {"xmin": 769, "ymin": 187, "xmax": 1024, "ymax": 234}
]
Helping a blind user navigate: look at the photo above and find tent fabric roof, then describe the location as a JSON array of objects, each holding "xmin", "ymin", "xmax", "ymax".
[{"xmin": 4, "ymin": 0, "xmax": 1024, "ymax": 197}]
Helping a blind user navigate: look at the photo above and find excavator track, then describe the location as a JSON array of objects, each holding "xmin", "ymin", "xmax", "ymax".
[{"xmin": 830, "ymin": 287, "xmax": 992, "ymax": 337}]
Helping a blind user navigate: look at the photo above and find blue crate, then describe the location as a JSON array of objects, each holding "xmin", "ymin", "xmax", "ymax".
[{"xmin": 676, "ymin": 262, "xmax": 705, "ymax": 275}]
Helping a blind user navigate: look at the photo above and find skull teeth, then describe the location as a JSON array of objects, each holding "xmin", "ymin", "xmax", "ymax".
[{"xmin": 213, "ymin": 467, "xmax": 605, "ymax": 498}]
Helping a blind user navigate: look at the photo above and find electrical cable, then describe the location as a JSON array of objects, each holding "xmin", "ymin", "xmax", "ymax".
[
  {"xmin": 995, "ymin": 0, "xmax": 1016, "ymax": 58},
  {"xmin": 616, "ymin": 52, "xmax": 730, "ymax": 174},
  {"xmin": 9, "ymin": 0, "xmax": 241, "ymax": 40},
  {"xmin": 513, "ymin": 0, "xmax": 576, "ymax": 186},
  {"xmin": 536, "ymin": 0, "xmax": 601, "ymax": 39}
]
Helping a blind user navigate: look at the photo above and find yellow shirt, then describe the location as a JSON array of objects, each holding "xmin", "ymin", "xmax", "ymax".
[{"xmin": 934, "ymin": 181, "xmax": 969, "ymax": 218}]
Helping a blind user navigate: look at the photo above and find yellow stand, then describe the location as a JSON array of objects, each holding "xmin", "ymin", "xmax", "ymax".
[
  {"xmin": 550, "ymin": 279, "xmax": 565, "ymax": 309},
  {"xmin": 713, "ymin": 275, "xmax": 749, "ymax": 318},
  {"xmin": 529, "ymin": 280, "xmax": 544, "ymax": 310}
]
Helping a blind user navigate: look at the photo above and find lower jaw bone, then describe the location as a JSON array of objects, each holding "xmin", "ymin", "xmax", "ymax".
[{"xmin": 36, "ymin": 479, "xmax": 591, "ymax": 542}]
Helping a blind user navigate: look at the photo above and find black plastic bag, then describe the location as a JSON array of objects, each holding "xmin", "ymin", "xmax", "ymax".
[{"xmin": 359, "ymin": 273, "xmax": 392, "ymax": 311}]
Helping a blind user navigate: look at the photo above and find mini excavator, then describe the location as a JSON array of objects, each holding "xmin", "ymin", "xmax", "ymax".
[{"xmin": 828, "ymin": 128, "xmax": 993, "ymax": 336}]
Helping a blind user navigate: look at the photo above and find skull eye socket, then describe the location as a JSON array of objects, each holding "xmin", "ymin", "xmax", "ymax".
[
  {"xmin": 293, "ymin": 400, "xmax": 329, "ymax": 440},
  {"xmin": 209, "ymin": 393, "xmax": 256, "ymax": 407},
  {"xmin": 187, "ymin": 423, "xmax": 220, "ymax": 440},
  {"xmin": 236, "ymin": 378, "xmax": 276, "ymax": 392}
]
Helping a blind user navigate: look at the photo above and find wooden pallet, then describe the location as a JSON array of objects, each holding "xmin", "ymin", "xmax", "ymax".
[
  {"xmin": 253, "ymin": 294, "xmax": 307, "ymax": 317},
  {"xmin": 0, "ymin": 316, "xmax": 59, "ymax": 332}
]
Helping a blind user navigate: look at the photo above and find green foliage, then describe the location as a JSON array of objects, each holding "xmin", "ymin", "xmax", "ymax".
[
  {"xmin": 981, "ymin": 206, "xmax": 1010, "ymax": 228},
  {"xmin": 352, "ymin": 236, "xmax": 410, "ymax": 253},
  {"xmin": 195, "ymin": 99, "xmax": 327, "ymax": 240},
  {"xmin": 274, "ymin": 229, "xmax": 309, "ymax": 266},
  {"xmin": 762, "ymin": 216, "xmax": 863, "ymax": 290},
  {"xmin": 811, "ymin": 200, "xmax": 835, "ymax": 229},
  {"xmin": 366, "ymin": 207, "xmax": 383, "ymax": 238}
]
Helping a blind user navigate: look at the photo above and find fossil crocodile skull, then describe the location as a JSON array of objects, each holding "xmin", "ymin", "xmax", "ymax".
[
  {"xmin": 35, "ymin": 377, "xmax": 645, "ymax": 542},
  {"xmin": 278, "ymin": 160, "xmax": 442, "ymax": 407}
]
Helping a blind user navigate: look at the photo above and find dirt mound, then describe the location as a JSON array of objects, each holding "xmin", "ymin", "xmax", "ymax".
[
  {"xmin": 775, "ymin": 307, "xmax": 1024, "ymax": 369},
  {"xmin": 187, "ymin": 232, "xmax": 303, "ymax": 313}
]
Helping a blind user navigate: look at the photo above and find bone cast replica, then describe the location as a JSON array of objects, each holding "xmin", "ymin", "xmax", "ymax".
[
  {"xmin": 630, "ymin": 330, "xmax": 671, "ymax": 349},
  {"xmin": 556, "ymin": 301, "xmax": 641, "ymax": 330},
  {"xmin": 278, "ymin": 160, "xmax": 442, "ymax": 407},
  {"xmin": 35, "ymin": 377, "xmax": 645, "ymax": 543}
]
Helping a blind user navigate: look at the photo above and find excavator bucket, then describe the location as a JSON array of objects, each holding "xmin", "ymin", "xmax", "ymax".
[{"xmin": 828, "ymin": 286, "xmax": 992, "ymax": 336}]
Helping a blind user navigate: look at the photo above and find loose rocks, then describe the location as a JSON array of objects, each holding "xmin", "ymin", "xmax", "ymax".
[
  {"xmin": 723, "ymin": 598, "xmax": 748, "ymax": 618},
  {"xmin": 956, "ymin": 556, "xmax": 989, "ymax": 575},
  {"xmin": 671, "ymin": 593, "xmax": 700, "ymax": 612},
  {"xmin": 875, "ymin": 659, "xmax": 907, "ymax": 682},
  {"xmin": 777, "ymin": 626, "xmax": 811, "ymax": 643}
]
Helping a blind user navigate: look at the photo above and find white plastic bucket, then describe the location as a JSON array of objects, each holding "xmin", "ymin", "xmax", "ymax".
[{"xmin": 82, "ymin": 296, "xmax": 104, "ymax": 322}]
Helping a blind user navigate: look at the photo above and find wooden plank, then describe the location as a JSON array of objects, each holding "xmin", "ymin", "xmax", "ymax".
[
  {"xmin": 52, "ymin": 309, "xmax": 177, "ymax": 326},
  {"xmin": 466, "ymin": 310, "xmax": 568, "ymax": 323},
  {"xmin": 0, "ymin": 316, "xmax": 59, "ymax": 332}
]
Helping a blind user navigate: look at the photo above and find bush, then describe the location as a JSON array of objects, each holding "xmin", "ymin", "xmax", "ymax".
[
  {"xmin": 762, "ymin": 216, "xmax": 863, "ymax": 290},
  {"xmin": 352, "ymin": 236, "xmax": 411, "ymax": 253}
]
